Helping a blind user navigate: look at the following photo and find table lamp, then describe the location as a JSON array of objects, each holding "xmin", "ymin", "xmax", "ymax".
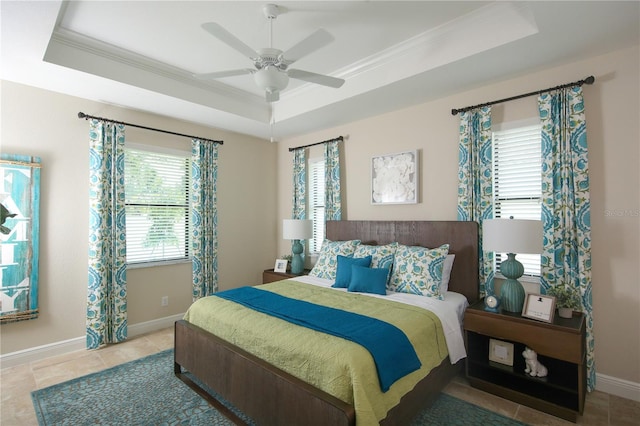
[
  {"xmin": 283, "ymin": 219, "xmax": 313, "ymax": 274},
  {"xmin": 483, "ymin": 218, "xmax": 543, "ymax": 312}
]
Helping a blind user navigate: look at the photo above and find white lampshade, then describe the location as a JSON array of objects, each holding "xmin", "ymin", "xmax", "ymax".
[
  {"xmin": 283, "ymin": 219, "xmax": 313, "ymax": 240},
  {"xmin": 483, "ymin": 219, "xmax": 543, "ymax": 254}
]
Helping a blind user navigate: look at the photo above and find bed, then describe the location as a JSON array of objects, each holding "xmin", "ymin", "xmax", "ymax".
[{"xmin": 174, "ymin": 220, "xmax": 479, "ymax": 425}]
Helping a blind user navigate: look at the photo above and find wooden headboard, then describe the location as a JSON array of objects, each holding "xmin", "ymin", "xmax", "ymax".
[{"xmin": 326, "ymin": 220, "xmax": 479, "ymax": 304}]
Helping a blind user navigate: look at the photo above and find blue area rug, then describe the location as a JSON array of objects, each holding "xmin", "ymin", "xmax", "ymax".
[{"xmin": 31, "ymin": 349, "xmax": 526, "ymax": 425}]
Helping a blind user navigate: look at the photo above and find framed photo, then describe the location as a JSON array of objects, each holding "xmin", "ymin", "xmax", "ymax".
[
  {"xmin": 522, "ymin": 293, "xmax": 556, "ymax": 323},
  {"xmin": 489, "ymin": 338, "xmax": 514, "ymax": 366},
  {"xmin": 274, "ymin": 259, "xmax": 288, "ymax": 273},
  {"xmin": 371, "ymin": 150, "xmax": 418, "ymax": 204}
]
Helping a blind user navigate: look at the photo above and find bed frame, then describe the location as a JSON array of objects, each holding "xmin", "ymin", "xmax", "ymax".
[{"xmin": 175, "ymin": 220, "xmax": 479, "ymax": 425}]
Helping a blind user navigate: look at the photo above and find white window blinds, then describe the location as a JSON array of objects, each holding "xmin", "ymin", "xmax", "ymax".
[
  {"xmin": 124, "ymin": 148, "xmax": 190, "ymax": 264},
  {"xmin": 492, "ymin": 124, "xmax": 542, "ymax": 276},
  {"xmin": 308, "ymin": 158, "xmax": 325, "ymax": 253}
]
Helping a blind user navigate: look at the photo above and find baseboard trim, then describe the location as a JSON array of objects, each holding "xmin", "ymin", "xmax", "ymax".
[
  {"xmin": 0, "ymin": 313, "xmax": 184, "ymax": 370},
  {"xmin": 4, "ymin": 317, "xmax": 640, "ymax": 403},
  {"xmin": 0, "ymin": 336, "xmax": 86, "ymax": 370},
  {"xmin": 595, "ymin": 373, "xmax": 640, "ymax": 402},
  {"xmin": 128, "ymin": 313, "xmax": 184, "ymax": 338}
]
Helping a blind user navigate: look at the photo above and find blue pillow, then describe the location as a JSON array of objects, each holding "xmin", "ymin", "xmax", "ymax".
[
  {"xmin": 332, "ymin": 255, "xmax": 372, "ymax": 288},
  {"xmin": 348, "ymin": 265, "xmax": 388, "ymax": 295}
]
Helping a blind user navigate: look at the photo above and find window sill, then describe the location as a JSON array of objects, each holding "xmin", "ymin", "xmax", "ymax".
[
  {"xmin": 127, "ymin": 258, "xmax": 192, "ymax": 269},
  {"xmin": 494, "ymin": 273, "xmax": 540, "ymax": 284}
]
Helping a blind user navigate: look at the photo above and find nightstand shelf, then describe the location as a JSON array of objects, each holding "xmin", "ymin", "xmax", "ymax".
[
  {"xmin": 464, "ymin": 300, "xmax": 586, "ymax": 422},
  {"xmin": 262, "ymin": 268, "xmax": 310, "ymax": 284}
]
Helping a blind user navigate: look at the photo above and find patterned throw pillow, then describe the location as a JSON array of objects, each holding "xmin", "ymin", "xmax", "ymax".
[
  {"xmin": 353, "ymin": 243, "xmax": 398, "ymax": 271},
  {"xmin": 309, "ymin": 239, "xmax": 361, "ymax": 280},
  {"xmin": 388, "ymin": 244, "xmax": 450, "ymax": 299}
]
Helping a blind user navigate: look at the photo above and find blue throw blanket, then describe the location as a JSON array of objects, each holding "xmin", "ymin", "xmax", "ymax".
[{"xmin": 214, "ymin": 286, "xmax": 421, "ymax": 392}]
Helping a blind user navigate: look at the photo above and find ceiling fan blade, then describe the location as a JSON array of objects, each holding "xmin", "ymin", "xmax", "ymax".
[
  {"xmin": 201, "ymin": 22, "xmax": 259, "ymax": 59},
  {"xmin": 281, "ymin": 28, "xmax": 333, "ymax": 64},
  {"xmin": 288, "ymin": 69, "xmax": 345, "ymax": 88},
  {"xmin": 193, "ymin": 69, "xmax": 255, "ymax": 80},
  {"xmin": 266, "ymin": 90, "xmax": 280, "ymax": 103}
]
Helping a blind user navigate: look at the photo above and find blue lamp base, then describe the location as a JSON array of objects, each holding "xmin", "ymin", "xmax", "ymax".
[
  {"xmin": 499, "ymin": 253, "xmax": 526, "ymax": 313},
  {"xmin": 290, "ymin": 239, "xmax": 304, "ymax": 274},
  {"xmin": 500, "ymin": 279, "xmax": 525, "ymax": 312}
]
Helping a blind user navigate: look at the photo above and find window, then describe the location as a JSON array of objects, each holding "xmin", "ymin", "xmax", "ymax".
[
  {"xmin": 492, "ymin": 124, "xmax": 542, "ymax": 276},
  {"xmin": 124, "ymin": 146, "xmax": 190, "ymax": 265},
  {"xmin": 308, "ymin": 158, "xmax": 325, "ymax": 253}
]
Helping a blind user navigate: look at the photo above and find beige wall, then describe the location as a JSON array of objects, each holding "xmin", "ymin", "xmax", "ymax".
[
  {"xmin": 0, "ymin": 82, "xmax": 277, "ymax": 354},
  {"xmin": 1, "ymin": 44, "xmax": 637, "ymax": 392},
  {"xmin": 276, "ymin": 46, "xmax": 640, "ymax": 387}
]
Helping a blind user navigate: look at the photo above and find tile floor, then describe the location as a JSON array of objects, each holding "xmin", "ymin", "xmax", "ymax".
[{"xmin": 1, "ymin": 327, "xmax": 638, "ymax": 425}]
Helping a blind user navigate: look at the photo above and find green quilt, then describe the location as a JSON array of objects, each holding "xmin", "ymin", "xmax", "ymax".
[{"xmin": 183, "ymin": 280, "xmax": 448, "ymax": 426}]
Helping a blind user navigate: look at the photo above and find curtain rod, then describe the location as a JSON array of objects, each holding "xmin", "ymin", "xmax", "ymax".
[
  {"xmin": 288, "ymin": 136, "xmax": 343, "ymax": 152},
  {"xmin": 451, "ymin": 75, "xmax": 595, "ymax": 116},
  {"xmin": 77, "ymin": 112, "xmax": 224, "ymax": 145}
]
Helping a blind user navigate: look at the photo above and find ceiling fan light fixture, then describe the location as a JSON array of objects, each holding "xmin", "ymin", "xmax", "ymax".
[{"xmin": 254, "ymin": 66, "xmax": 289, "ymax": 92}]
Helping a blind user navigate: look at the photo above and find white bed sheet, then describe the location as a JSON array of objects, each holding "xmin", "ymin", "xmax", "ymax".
[{"xmin": 293, "ymin": 275, "xmax": 468, "ymax": 363}]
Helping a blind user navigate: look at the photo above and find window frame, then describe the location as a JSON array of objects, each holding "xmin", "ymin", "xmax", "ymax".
[
  {"xmin": 491, "ymin": 120, "xmax": 542, "ymax": 279},
  {"xmin": 307, "ymin": 156, "xmax": 325, "ymax": 254},
  {"xmin": 124, "ymin": 143, "xmax": 192, "ymax": 268}
]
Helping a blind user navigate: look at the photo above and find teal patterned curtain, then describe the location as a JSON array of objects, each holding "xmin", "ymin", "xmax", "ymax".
[
  {"xmin": 292, "ymin": 149, "xmax": 307, "ymax": 220},
  {"xmin": 191, "ymin": 139, "xmax": 219, "ymax": 300},
  {"xmin": 457, "ymin": 107, "xmax": 494, "ymax": 296},
  {"xmin": 324, "ymin": 140, "xmax": 342, "ymax": 220},
  {"xmin": 87, "ymin": 120, "xmax": 127, "ymax": 349},
  {"xmin": 538, "ymin": 87, "xmax": 594, "ymax": 391}
]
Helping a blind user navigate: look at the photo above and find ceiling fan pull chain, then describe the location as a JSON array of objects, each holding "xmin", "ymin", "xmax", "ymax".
[{"xmin": 270, "ymin": 106, "xmax": 276, "ymax": 143}]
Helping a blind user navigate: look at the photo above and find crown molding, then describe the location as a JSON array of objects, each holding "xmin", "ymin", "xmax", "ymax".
[
  {"xmin": 45, "ymin": 27, "xmax": 270, "ymax": 122},
  {"xmin": 276, "ymin": 1, "xmax": 538, "ymax": 122}
]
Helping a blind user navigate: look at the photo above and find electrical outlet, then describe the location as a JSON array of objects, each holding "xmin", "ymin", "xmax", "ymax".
[{"xmin": 161, "ymin": 296, "xmax": 169, "ymax": 306}]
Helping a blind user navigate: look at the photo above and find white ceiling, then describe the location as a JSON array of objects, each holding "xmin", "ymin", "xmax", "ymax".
[{"xmin": 2, "ymin": 1, "xmax": 639, "ymax": 140}]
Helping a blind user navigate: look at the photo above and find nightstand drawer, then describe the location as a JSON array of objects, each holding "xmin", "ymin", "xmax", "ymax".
[{"xmin": 262, "ymin": 269, "xmax": 310, "ymax": 284}]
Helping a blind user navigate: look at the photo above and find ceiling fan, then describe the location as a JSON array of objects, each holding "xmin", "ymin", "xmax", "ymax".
[{"xmin": 194, "ymin": 3, "xmax": 345, "ymax": 102}]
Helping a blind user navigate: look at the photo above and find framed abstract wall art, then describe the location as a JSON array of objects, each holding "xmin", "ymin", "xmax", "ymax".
[
  {"xmin": 371, "ymin": 150, "xmax": 418, "ymax": 204},
  {"xmin": 0, "ymin": 154, "xmax": 41, "ymax": 323}
]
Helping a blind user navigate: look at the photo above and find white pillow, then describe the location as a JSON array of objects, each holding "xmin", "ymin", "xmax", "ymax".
[{"xmin": 440, "ymin": 254, "xmax": 455, "ymax": 293}]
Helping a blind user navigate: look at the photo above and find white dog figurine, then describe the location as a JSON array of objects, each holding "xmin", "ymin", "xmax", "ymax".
[{"xmin": 523, "ymin": 347, "xmax": 548, "ymax": 377}]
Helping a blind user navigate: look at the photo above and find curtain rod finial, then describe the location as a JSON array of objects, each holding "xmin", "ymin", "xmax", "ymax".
[
  {"xmin": 451, "ymin": 108, "xmax": 459, "ymax": 116},
  {"xmin": 78, "ymin": 112, "xmax": 87, "ymax": 119},
  {"xmin": 584, "ymin": 75, "xmax": 595, "ymax": 85}
]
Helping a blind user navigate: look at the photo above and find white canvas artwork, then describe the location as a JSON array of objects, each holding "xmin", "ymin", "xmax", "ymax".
[{"xmin": 371, "ymin": 150, "xmax": 418, "ymax": 204}]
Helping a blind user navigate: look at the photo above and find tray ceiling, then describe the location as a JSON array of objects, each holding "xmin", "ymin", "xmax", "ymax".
[{"xmin": 2, "ymin": 1, "xmax": 638, "ymax": 140}]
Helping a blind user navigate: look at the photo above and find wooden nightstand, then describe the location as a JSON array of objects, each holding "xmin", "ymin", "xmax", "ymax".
[
  {"xmin": 464, "ymin": 299, "xmax": 586, "ymax": 422},
  {"xmin": 262, "ymin": 268, "xmax": 310, "ymax": 284}
]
